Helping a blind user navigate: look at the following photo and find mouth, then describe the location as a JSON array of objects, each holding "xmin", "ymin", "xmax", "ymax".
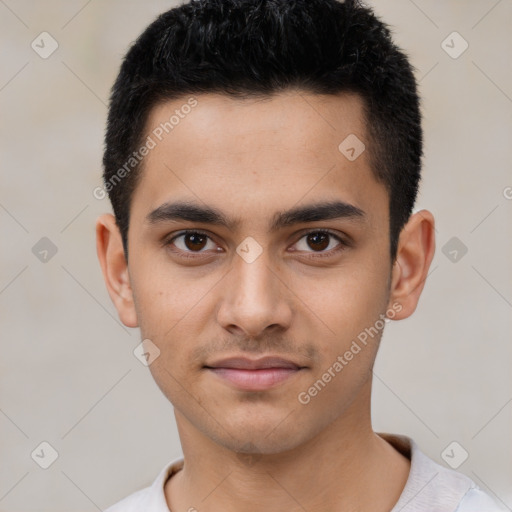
[{"xmin": 204, "ymin": 356, "xmax": 307, "ymax": 391}]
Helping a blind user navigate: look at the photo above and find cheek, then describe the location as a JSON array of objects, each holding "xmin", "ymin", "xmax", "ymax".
[
  {"xmin": 295, "ymin": 262, "xmax": 389, "ymax": 350},
  {"xmin": 134, "ymin": 270, "xmax": 213, "ymax": 403},
  {"xmin": 294, "ymin": 271, "xmax": 388, "ymax": 418},
  {"xmin": 131, "ymin": 250, "xmax": 214, "ymax": 321}
]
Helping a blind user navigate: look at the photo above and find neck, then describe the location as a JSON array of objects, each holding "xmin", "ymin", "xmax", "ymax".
[{"xmin": 165, "ymin": 381, "xmax": 410, "ymax": 512}]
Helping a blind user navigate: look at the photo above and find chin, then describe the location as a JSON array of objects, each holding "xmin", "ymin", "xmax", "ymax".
[
  {"xmin": 212, "ymin": 411, "xmax": 315, "ymax": 456},
  {"xmin": 220, "ymin": 431, "xmax": 305, "ymax": 456}
]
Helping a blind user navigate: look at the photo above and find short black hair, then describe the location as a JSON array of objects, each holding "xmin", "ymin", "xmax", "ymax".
[{"xmin": 103, "ymin": 0, "xmax": 422, "ymax": 262}]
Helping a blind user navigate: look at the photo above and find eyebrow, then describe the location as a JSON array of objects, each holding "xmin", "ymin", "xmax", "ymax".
[{"xmin": 146, "ymin": 199, "xmax": 365, "ymax": 231}]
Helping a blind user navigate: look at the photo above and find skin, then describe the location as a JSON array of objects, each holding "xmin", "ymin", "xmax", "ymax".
[{"xmin": 96, "ymin": 90, "xmax": 435, "ymax": 512}]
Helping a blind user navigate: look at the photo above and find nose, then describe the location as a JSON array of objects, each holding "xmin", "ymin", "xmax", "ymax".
[{"xmin": 216, "ymin": 247, "xmax": 293, "ymax": 339}]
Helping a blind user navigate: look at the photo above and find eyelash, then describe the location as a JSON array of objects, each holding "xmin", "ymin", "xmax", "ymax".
[{"xmin": 163, "ymin": 229, "xmax": 348, "ymax": 260}]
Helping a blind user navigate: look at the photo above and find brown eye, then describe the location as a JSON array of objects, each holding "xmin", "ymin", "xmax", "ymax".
[
  {"xmin": 292, "ymin": 230, "xmax": 346, "ymax": 257},
  {"xmin": 166, "ymin": 230, "xmax": 219, "ymax": 255},
  {"xmin": 183, "ymin": 232, "xmax": 208, "ymax": 251},
  {"xmin": 306, "ymin": 232, "xmax": 330, "ymax": 251}
]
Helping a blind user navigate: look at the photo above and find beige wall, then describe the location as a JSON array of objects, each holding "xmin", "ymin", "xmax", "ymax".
[{"xmin": 1, "ymin": 1, "xmax": 511, "ymax": 510}]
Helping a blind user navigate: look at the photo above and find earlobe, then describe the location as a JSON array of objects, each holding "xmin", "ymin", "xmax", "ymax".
[
  {"xmin": 95, "ymin": 214, "xmax": 139, "ymax": 328},
  {"xmin": 388, "ymin": 210, "xmax": 436, "ymax": 320}
]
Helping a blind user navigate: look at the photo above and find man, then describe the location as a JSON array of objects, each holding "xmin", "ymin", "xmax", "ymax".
[{"xmin": 96, "ymin": 0, "xmax": 504, "ymax": 510}]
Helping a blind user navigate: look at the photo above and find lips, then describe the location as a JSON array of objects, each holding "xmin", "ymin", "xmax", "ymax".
[
  {"xmin": 206, "ymin": 356, "xmax": 301, "ymax": 371},
  {"xmin": 204, "ymin": 356, "xmax": 305, "ymax": 391}
]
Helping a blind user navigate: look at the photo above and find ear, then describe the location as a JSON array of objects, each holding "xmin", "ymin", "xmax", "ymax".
[
  {"xmin": 95, "ymin": 213, "xmax": 138, "ymax": 328},
  {"xmin": 387, "ymin": 210, "xmax": 436, "ymax": 320}
]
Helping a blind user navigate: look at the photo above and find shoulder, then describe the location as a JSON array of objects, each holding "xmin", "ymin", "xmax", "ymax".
[
  {"xmin": 455, "ymin": 488, "xmax": 509, "ymax": 512},
  {"xmin": 103, "ymin": 456, "xmax": 184, "ymax": 512},
  {"xmin": 103, "ymin": 488, "xmax": 147, "ymax": 512},
  {"xmin": 379, "ymin": 433, "xmax": 506, "ymax": 512}
]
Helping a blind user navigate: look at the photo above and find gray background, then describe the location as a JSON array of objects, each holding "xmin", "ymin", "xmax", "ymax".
[{"xmin": 1, "ymin": 1, "xmax": 511, "ymax": 510}]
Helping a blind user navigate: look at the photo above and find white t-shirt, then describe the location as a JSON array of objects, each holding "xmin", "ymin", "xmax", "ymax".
[{"xmin": 104, "ymin": 433, "xmax": 506, "ymax": 511}]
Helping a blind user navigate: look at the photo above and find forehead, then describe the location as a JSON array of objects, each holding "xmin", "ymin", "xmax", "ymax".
[
  {"xmin": 130, "ymin": 91, "xmax": 387, "ymax": 229},
  {"xmin": 145, "ymin": 90, "xmax": 367, "ymax": 162}
]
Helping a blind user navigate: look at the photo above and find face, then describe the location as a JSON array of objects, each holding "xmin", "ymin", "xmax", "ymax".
[{"xmin": 97, "ymin": 90, "xmax": 434, "ymax": 455}]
